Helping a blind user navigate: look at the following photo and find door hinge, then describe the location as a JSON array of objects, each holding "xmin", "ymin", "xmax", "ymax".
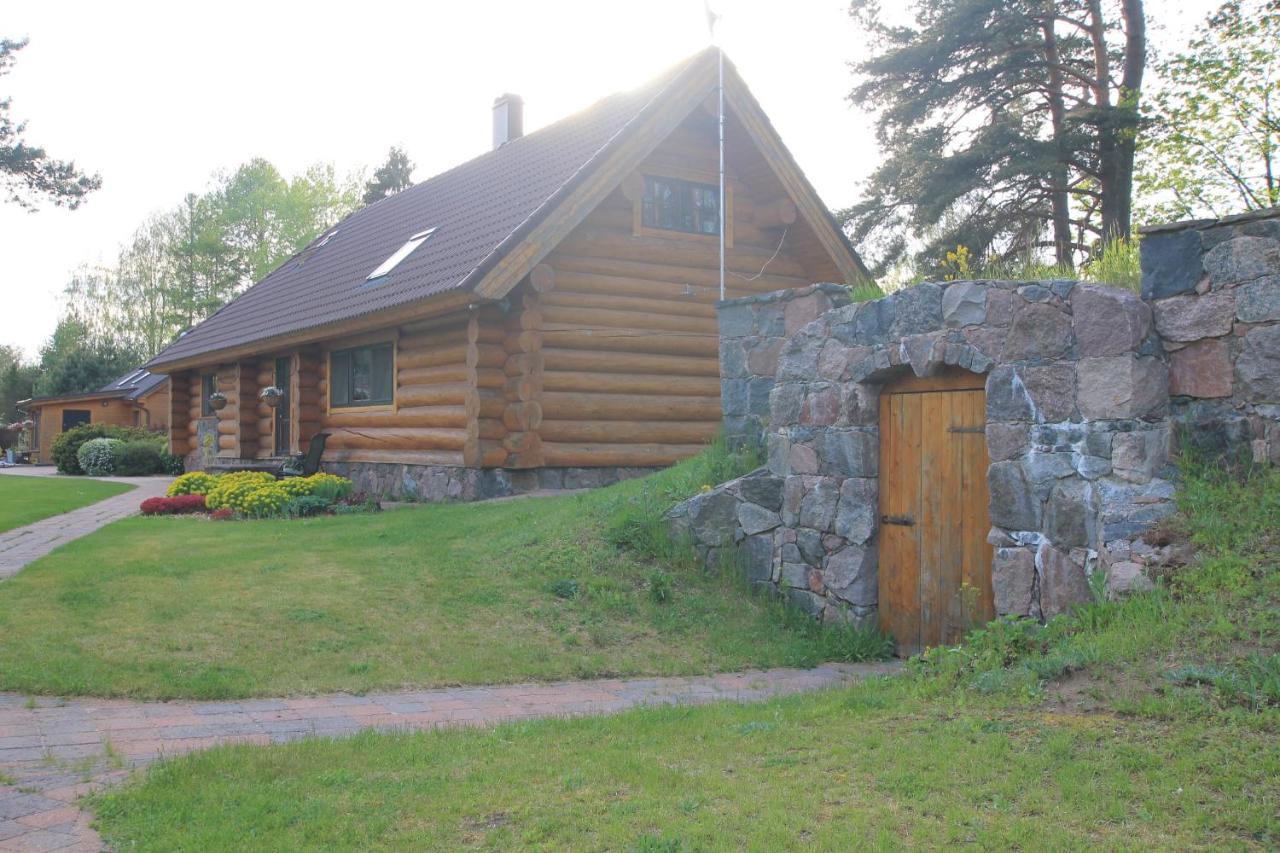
[
  {"xmin": 881, "ymin": 514, "xmax": 915, "ymax": 527},
  {"xmin": 947, "ymin": 425, "xmax": 985, "ymax": 434}
]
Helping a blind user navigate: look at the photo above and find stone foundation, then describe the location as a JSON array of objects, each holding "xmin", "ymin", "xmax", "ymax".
[{"xmin": 319, "ymin": 461, "xmax": 660, "ymax": 502}]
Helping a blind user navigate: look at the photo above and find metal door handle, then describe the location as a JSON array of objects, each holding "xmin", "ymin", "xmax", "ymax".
[{"xmin": 881, "ymin": 514, "xmax": 915, "ymax": 526}]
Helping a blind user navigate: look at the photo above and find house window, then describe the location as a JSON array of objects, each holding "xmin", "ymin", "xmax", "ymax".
[
  {"xmin": 641, "ymin": 176, "xmax": 720, "ymax": 236},
  {"xmin": 61, "ymin": 409, "xmax": 91, "ymax": 431},
  {"xmin": 330, "ymin": 343, "xmax": 394, "ymax": 408},
  {"xmin": 200, "ymin": 374, "xmax": 217, "ymax": 417}
]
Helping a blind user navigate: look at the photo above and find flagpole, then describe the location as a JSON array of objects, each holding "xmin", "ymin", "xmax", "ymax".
[{"xmin": 717, "ymin": 44, "xmax": 725, "ymax": 301}]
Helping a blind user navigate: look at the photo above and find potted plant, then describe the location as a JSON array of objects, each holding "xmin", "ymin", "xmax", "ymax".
[
  {"xmin": 207, "ymin": 391, "xmax": 228, "ymax": 411},
  {"xmin": 259, "ymin": 386, "xmax": 285, "ymax": 407}
]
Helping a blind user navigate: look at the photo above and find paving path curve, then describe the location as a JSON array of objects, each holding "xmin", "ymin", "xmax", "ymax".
[
  {"xmin": 0, "ymin": 662, "xmax": 899, "ymax": 851},
  {"xmin": 0, "ymin": 471, "xmax": 171, "ymax": 581}
]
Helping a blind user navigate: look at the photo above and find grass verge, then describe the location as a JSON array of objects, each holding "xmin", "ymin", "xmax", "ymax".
[
  {"xmin": 0, "ymin": 442, "xmax": 883, "ymax": 700},
  {"xmin": 88, "ymin": 460, "xmax": 1279, "ymax": 849},
  {"xmin": 0, "ymin": 474, "xmax": 134, "ymax": 534}
]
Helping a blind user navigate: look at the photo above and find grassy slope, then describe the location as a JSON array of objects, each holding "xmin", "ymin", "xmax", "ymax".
[
  {"xmin": 0, "ymin": 448, "xmax": 870, "ymax": 700},
  {"xmin": 90, "ymin": 464, "xmax": 1279, "ymax": 850},
  {"xmin": 0, "ymin": 475, "xmax": 134, "ymax": 534}
]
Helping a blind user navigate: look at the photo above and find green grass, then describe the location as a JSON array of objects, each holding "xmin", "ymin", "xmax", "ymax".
[
  {"xmin": 0, "ymin": 474, "xmax": 134, "ymax": 534},
  {"xmin": 0, "ymin": 445, "xmax": 881, "ymax": 700},
  {"xmin": 88, "ymin": 461, "xmax": 1280, "ymax": 850}
]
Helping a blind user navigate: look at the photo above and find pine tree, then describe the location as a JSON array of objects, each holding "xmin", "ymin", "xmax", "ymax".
[
  {"xmin": 362, "ymin": 147, "xmax": 415, "ymax": 205},
  {"xmin": 844, "ymin": 0, "xmax": 1146, "ymax": 276},
  {"xmin": 0, "ymin": 38, "xmax": 101, "ymax": 209}
]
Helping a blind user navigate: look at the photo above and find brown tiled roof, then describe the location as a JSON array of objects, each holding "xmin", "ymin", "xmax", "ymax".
[
  {"xmin": 149, "ymin": 50, "xmax": 716, "ymax": 367},
  {"xmin": 18, "ymin": 367, "xmax": 166, "ymax": 407}
]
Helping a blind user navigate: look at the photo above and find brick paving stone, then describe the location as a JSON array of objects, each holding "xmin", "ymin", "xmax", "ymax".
[
  {"xmin": 0, "ymin": 473, "xmax": 173, "ymax": 580},
  {"xmin": 0, "ymin": 662, "xmax": 900, "ymax": 850}
]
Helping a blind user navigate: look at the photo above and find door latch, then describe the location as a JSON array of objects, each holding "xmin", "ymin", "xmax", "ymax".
[{"xmin": 881, "ymin": 514, "xmax": 915, "ymax": 526}]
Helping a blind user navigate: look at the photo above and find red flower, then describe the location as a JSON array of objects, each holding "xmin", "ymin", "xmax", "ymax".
[{"xmin": 140, "ymin": 494, "xmax": 207, "ymax": 516}]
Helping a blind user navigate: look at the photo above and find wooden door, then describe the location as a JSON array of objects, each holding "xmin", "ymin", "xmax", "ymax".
[
  {"xmin": 274, "ymin": 357, "xmax": 292, "ymax": 456},
  {"xmin": 878, "ymin": 370, "xmax": 994, "ymax": 655}
]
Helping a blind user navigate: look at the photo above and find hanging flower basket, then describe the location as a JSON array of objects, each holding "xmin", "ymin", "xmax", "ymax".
[
  {"xmin": 259, "ymin": 386, "xmax": 285, "ymax": 408},
  {"xmin": 207, "ymin": 391, "xmax": 228, "ymax": 411}
]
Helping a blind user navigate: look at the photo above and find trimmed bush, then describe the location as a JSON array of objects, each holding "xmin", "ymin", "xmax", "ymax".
[
  {"xmin": 77, "ymin": 438, "xmax": 124, "ymax": 476},
  {"xmin": 140, "ymin": 494, "xmax": 207, "ymax": 516},
  {"xmin": 117, "ymin": 441, "xmax": 163, "ymax": 476},
  {"xmin": 160, "ymin": 453, "xmax": 186, "ymax": 476},
  {"xmin": 52, "ymin": 424, "xmax": 161, "ymax": 475}
]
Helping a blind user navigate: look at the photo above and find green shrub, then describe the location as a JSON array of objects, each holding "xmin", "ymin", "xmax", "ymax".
[
  {"xmin": 159, "ymin": 453, "xmax": 185, "ymax": 476},
  {"xmin": 51, "ymin": 423, "xmax": 158, "ymax": 475},
  {"xmin": 116, "ymin": 441, "xmax": 163, "ymax": 476},
  {"xmin": 282, "ymin": 496, "xmax": 333, "ymax": 518},
  {"xmin": 76, "ymin": 437, "xmax": 124, "ymax": 476}
]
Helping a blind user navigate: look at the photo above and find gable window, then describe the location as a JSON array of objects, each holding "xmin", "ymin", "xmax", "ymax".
[
  {"xmin": 200, "ymin": 374, "xmax": 217, "ymax": 417},
  {"xmin": 366, "ymin": 228, "xmax": 436, "ymax": 281},
  {"xmin": 330, "ymin": 343, "xmax": 394, "ymax": 408},
  {"xmin": 641, "ymin": 176, "xmax": 720, "ymax": 236}
]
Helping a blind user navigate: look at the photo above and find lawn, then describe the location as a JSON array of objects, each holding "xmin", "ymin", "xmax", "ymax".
[
  {"xmin": 0, "ymin": 473, "xmax": 134, "ymax": 533},
  {"xmin": 0, "ymin": 447, "xmax": 877, "ymax": 700},
  {"xmin": 89, "ymin": 461, "xmax": 1280, "ymax": 850}
]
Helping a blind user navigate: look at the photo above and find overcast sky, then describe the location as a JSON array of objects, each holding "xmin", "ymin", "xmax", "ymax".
[{"xmin": 1, "ymin": 0, "xmax": 1212, "ymax": 359}]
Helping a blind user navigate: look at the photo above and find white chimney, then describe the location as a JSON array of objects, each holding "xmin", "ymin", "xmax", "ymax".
[{"xmin": 492, "ymin": 93, "xmax": 524, "ymax": 149}]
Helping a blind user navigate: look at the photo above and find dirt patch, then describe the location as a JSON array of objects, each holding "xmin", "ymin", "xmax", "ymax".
[{"xmin": 1041, "ymin": 666, "xmax": 1155, "ymax": 716}]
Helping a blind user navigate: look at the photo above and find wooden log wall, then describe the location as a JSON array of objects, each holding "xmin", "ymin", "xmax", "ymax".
[
  {"xmin": 497, "ymin": 288, "xmax": 545, "ymax": 468},
  {"xmin": 254, "ymin": 360, "xmax": 275, "ymax": 458},
  {"xmin": 297, "ymin": 348, "xmax": 323, "ymax": 453},
  {"xmin": 214, "ymin": 365, "xmax": 238, "ymax": 457},
  {"xmin": 525, "ymin": 187, "xmax": 818, "ymax": 467},
  {"xmin": 186, "ymin": 373, "xmax": 202, "ymax": 451},
  {"xmin": 236, "ymin": 359, "xmax": 260, "ymax": 458},
  {"xmin": 317, "ymin": 313, "xmax": 496, "ymax": 467},
  {"xmin": 168, "ymin": 371, "xmax": 191, "ymax": 455}
]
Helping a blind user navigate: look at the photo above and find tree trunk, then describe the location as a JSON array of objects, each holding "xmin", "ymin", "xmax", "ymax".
[
  {"xmin": 1096, "ymin": 0, "xmax": 1147, "ymax": 246},
  {"xmin": 1041, "ymin": 17, "xmax": 1075, "ymax": 268}
]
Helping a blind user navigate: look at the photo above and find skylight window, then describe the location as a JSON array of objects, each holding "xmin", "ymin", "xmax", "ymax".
[{"xmin": 366, "ymin": 228, "xmax": 436, "ymax": 281}]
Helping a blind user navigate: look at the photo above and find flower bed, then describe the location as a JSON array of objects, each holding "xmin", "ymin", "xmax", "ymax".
[
  {"xmin": 149, "ymin": 471, "xmax": 369, "ymax": 520},
  {"xmin": 140, "ymin": 494, "xmax": 208, "ymax": 516}
]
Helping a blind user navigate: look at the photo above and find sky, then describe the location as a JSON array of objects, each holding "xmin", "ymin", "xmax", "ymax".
[{"xmin": 1, "ymin": 0, "xmax": 1214, "ymax": 359}]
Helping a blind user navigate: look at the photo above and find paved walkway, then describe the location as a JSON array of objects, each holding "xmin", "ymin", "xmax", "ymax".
[
  {"xmin": 0, "ymin": 662, "xmax": 898, "ymax": 851},
  {"xmin": 0, "ymin": 470, "xmax": 171, "ymax": 581}
]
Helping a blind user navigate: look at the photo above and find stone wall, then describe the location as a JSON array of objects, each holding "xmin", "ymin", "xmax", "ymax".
[
  {"xmin": 1140, "ymin": 207, "xmax": 1280, "ymax": 464},
  {"xmin": 676, "ymin": 209, "xmax": 1280, "ymax": 630},
  {"xmin": 719, "ymin": 284, "xmax": 852, "ymax": 447},
  {"xmin": 673, "ymin": 279, "xmax": 1177, "ymax": 624}
]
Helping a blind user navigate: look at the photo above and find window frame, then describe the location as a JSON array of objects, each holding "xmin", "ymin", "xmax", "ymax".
[
  {"xmin": 328, "ymin": 341, "xmax": 396, "ymax": 411},
  {"xmin": 200, "ymin": 374, "xmax": 217, "ymax": 418},
  {"xmin": 632, "ymin": 170, "xmax": 734, "ymax": 246}
]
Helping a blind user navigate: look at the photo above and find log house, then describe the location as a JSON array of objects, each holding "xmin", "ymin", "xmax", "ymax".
[{"xmin": 146, "ymin": 49, "xmax": 870, "ymax": 495}]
